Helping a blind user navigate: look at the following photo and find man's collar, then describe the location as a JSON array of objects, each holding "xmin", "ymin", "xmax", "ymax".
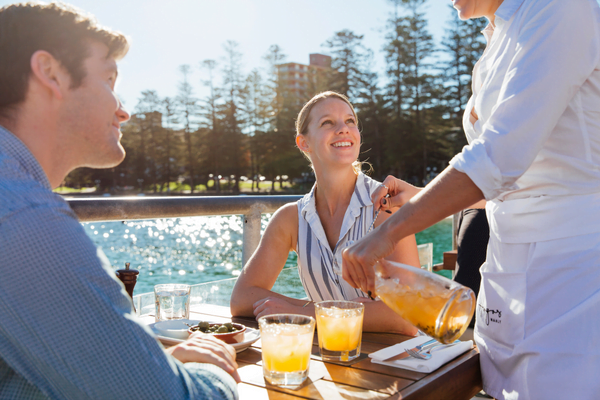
[{"xmin": 0, "ymin": 125, "xmax": 52, "ymax": 190}]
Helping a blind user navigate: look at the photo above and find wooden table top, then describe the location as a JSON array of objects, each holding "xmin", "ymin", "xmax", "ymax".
[{"xmin": 146, "ymin": 304, "xmax": 482, "ymax": 400}]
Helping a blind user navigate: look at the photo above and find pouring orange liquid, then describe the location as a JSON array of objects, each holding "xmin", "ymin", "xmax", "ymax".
[{"xmin": 374, "ymin": 260, "xmax": 475, "ymax": 343}]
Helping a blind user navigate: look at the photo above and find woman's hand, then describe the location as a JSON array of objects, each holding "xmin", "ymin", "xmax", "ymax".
[
  {"xmin": 372, "ymin": 176, "xmax": 422, "ymax": 211},
  {"xmin": 253, "ymin": 296, "xmax": 311, "ymax": 319},
  {"xmin": 166, "ymin": 332, "xmax": 241, "ymax": 383}
]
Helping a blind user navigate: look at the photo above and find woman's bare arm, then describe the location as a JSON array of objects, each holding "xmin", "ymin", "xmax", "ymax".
[{"xmin": 230, "ymin": 203, "xmax": 304, "ymax": 317}]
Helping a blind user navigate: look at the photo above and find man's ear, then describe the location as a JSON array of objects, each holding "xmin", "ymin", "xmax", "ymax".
[
  {"xmin": 296, "ymin": 134, "xmax": 310, "ymax": 152},
  {"xmin": 29, "ymin": 50, "xmax": 69, "ymax": 100}
]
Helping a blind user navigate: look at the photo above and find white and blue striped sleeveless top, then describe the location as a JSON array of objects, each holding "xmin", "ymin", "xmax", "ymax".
[{"xmin": 295, "ymin": 173, "xmax": 383, "ymax": 301}]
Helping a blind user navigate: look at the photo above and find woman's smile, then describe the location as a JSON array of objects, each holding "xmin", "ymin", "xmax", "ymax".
[{"xmin": 331, "ymin": 140, "xmax": 353, "ymax": 148}]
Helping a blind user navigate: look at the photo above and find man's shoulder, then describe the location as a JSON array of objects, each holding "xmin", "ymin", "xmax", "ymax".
[
  {"xmin": 516, "ymin": 0, "xmax": 595, "ymax": 24},
  {"xmin": 0, "ymin": 156, "xmax": 73, "ymax": 222}
]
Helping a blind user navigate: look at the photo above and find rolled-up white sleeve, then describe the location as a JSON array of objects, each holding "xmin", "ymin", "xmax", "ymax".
[{"xmin": 450, "ymin": 0, "xmax": 600, "ymax": 200}]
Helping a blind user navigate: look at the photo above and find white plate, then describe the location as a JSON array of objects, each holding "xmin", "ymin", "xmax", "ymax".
[
  {"xmin": 148, "ymin": 321, "xmax": 261, "ymax": 353},
  {"xmin": 153, "ymin": 319, "xmax": 195, "ymax": 339}
]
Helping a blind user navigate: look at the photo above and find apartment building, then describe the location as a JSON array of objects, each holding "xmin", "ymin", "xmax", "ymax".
[{"xmin": 277, "ymin": 53, "xmax": 331, "ymax": 101}]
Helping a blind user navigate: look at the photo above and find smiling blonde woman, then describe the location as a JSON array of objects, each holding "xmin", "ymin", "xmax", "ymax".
[{"xmin": 230, "ymin": 91, "xmax": 420, "ymax": 334}]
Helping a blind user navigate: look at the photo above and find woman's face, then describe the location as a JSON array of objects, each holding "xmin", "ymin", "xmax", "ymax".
[
  {"xmin": 296, "ymin": 97, "xmax": 361, "ymax": 169},
  {"xmin": 451, "ymin": 0, "xmax": 502, "ymax": 21}
]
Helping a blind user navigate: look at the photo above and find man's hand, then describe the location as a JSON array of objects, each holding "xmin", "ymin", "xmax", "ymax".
[
  {"xmin": 350, "ymin": 169, "xmax": 484, "ymax": 295},
  {"xmin": 166, "ymin": 333, "xmax": 241, "ymax": 383},
  {"xmin": 372, "ymin": 176, "xmax": 422, "ymax": 212},
  {"xmin": 253, "ymin": 297, "xmax": 309, "ymax": 319},
  {"xmin": 342, "ymin": 224, "xmax": 397, "ymax": 294}
]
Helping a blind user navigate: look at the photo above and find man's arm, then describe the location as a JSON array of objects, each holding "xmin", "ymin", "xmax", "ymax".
[
  {"xmin": 342, "ymin": 0, "xmax": 600, "ymax": 292},
  {"xmin": 342, "ymin": 167, "xmax": 484, "ymax": 294},
  {"xmin": 0, "ymin": 203, "xmax": 238, "ymax": 400}
]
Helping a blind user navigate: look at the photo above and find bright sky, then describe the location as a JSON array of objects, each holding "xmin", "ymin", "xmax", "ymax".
[{"xmin": 0, "ymin": 0, "xmax": 453, "ymax": 109}]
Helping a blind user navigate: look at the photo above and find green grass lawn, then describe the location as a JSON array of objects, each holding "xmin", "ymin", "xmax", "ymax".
[
  {"xmin": 54, "ymin": 186, "xmax": 96, "ymax": 193},
  {"xmin": 205, "ymin": 179, "xmax": 291, "ymax": 192},
  {"xmin": 55, "ymin": 179, "xmax": 294, "ymax": 195}
]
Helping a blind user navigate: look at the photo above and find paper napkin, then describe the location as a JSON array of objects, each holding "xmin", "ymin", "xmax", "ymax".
[{"xmin": 368, "ymin": 336, "xmax": 473, "ymax": 373}]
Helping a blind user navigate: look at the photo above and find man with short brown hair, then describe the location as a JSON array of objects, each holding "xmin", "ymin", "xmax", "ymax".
[{"xmin": 0, "ymin": 3, "xmax": 239, "ymax": 399}]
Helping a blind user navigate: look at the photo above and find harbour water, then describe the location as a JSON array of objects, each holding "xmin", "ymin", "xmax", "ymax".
[{"xmin": 84, "ymin": 215, "xmax": 453, "ymax": 297}]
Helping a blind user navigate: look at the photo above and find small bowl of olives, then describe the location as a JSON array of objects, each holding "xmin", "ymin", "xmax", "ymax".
[{"xmin": 188, "ymin": 321, "xmax": 247, "ymax": 344}]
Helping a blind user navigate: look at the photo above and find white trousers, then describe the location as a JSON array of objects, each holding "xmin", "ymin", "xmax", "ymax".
[{"xmin": 475, "ymin": 231, "xmax": 600, "ymax": 400}]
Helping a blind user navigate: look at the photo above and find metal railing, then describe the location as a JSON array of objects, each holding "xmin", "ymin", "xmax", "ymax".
[
  {"xmin": 67, "ymin": 194, "xmax": 458, "ymax": 268},
  {"xmin": 67, "ymin": 195, "xmax": 302, "ymax": 266},
  {"xmin": 130, "ymin": 267, "xmax": 306, "ymax": 315},
  {"xmin": 67, "ymin": 195, "xmax": 458, "ymax": 313}
]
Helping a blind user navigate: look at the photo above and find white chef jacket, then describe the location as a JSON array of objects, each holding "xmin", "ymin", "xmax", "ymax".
[
  {"xmin": 448, "ymin": 0, "xmax": 600, "ymax": 399},
  {"xmin": 450, "ymin": 0, "xmax": 600, "ymax": 244}
]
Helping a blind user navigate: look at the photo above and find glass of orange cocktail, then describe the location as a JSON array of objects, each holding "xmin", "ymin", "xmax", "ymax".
[
  {"xmin": 258, "ymin": 314, "xmax": 315, "ymax": 388},
  {"xmin": 374, "ymin": 259, "xmax": 475, "ymax": 344},
  {"xmin": 315, "ymin": 300, "xmax": 364, "ymax": 362}
]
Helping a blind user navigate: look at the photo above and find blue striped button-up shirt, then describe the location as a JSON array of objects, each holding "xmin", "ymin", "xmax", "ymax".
[
  {"xmin": 296, "ymin": 173, "xmax": 382, "ymax": 301},
  {"xmin": 0, "ymin": 126, "xmax": 238, "ymax": 399}
]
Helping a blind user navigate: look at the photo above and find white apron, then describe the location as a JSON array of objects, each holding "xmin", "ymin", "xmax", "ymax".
[
  {"xmin": 458, "ymin": 3, "xmax": 600, "ymax": 397},
  {"xmin": 475, "ymin": 197, "xmax": 600, "ymax": 400}
]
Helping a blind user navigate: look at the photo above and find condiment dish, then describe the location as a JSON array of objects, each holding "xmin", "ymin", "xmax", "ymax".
[{"xmin": 188, "ymin": 322, "xmax": 246, "ymax": 344}]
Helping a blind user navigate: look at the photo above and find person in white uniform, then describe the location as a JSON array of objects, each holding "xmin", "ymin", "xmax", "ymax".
[
  {"xmin": 342, "ymin": 0, "xmax": 600, "ymax": 398},
  {"xmin": 231, "ymin": 91, "xmax": 420, "ymax": 334}
]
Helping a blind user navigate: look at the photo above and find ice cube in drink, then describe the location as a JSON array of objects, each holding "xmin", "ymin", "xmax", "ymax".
[
  {"xmin": 374, "ymin": 260, "xmax": 475, "ymax": 343},
  {"xmin": 259, "ymin": 315, "xmax": 315, "ymax": 388},
  {"xmin": 315, "ymin": 301, "xmax": 364, "ymax": 362}
]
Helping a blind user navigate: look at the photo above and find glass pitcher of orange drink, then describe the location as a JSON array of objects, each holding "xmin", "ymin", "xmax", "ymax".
[{"xmin": 374, "ymin": 259, "xmax": 475, "ymax": 343}]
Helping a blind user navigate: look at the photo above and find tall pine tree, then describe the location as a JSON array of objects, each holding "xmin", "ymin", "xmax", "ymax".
[
  {"xmin": 220, "ymin": 41, "xmax": 247, "ymax": 192},
  {"xmin": 176, "ymin": 65, "xmax": 198, "ymax": 193},
  {"xmin": 199, "ymin": 59, "xmax": 223, "ymax": 192},
  {"xmin": 322, "ymin": 30, "xmax": 372, "ymax": 102}
]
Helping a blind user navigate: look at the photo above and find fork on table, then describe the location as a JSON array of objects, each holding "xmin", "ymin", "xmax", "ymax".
[{"xmin": 405, "ymin": 340, "xmax": 461, "ymax": 360}]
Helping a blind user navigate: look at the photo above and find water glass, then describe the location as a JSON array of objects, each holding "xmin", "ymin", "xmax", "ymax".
[
  {"xmin": 417, "ymin": 242, "xmax": 433, "ymax": 272},
  {"xmin": 315, "ymin": 300, "xmax": 364, "ymax": 362},
  {"xmin": 258, "ymin": 314, "xmax": 315, "ymax": 388},
  {"xmin": 154, "ymin": 284, "xmax": 191, "ymax": 322},
  {"xmin": 374, "ymin": 259, "xmax": 475, "ymax": 343}
]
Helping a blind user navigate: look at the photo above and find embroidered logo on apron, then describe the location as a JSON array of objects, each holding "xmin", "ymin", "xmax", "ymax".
[{"xmin": 478, "ymin": 304, "xmax": 502, "ymax": 326}]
